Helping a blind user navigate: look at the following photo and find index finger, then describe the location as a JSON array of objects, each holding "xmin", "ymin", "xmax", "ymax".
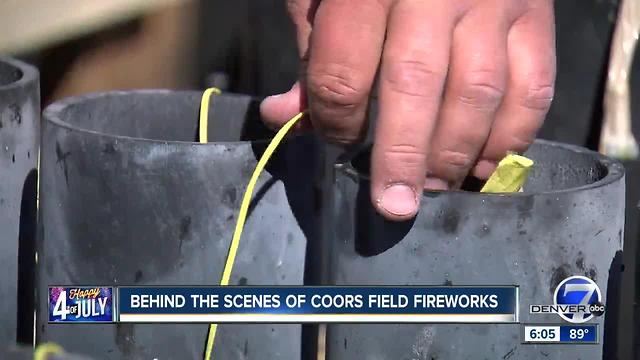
[
  {"xmin": 306, "ymin": 0, "xmax": 388, "ymax": 144},
  {"xmin": 371, "ymin": 1, "xmax": 454, "ymax": 220}
]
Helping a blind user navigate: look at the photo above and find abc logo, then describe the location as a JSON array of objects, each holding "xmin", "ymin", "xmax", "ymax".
[{"xmin": 554, "ymin": 276, "xmax": 602, "ymax": 324}]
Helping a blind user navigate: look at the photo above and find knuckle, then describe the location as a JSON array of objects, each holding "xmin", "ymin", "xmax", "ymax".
[
  {"xmin": 487, "ymin": 134, "xmax": 536, "ymax": 161},
  {"xmin": 307, "ymin": 64, "xmax": 368, "ymax": 109},
  {"xmin": 457, "ymin": 70, "xmax": 505, "ymax": 110},
  {"xmin": 382, "ymin": 144, "xmax": 428, "ymax": 175},
  {"xmin": 519, "ymin": 82, "xmax": 555, "ymax": 111},
  {"xmin": 437, "ymin": 149, "xmax": 475, "ymax": 172},
  {"xmin": 382, "ymin": 58, "xmax": 447, "ymax": 98}
]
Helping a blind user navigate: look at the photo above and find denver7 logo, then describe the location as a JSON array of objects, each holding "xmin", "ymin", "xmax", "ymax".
[{"xmin": 554, "ymin": 276, "xmax": 602, "ymax": 324}]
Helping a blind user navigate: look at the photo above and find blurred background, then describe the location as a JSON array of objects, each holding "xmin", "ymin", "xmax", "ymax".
[
  {"xmin": 1, "ymin": 0, "xmax": 638, "ymax": 358},
  {"xmin": 0, "ymin": 0, "xmax": 300, "ymax": 105}
]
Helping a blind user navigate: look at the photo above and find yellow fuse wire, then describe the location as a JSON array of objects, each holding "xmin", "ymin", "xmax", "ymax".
[
  {"xmin": 199, "ymin": 87, "xmax": 222, "ymax": 144},
  {"xmin": 480, "ymin": 153, "xmax": 534, "ymax": 193},
  {"xmin": 198, "ymin": 88, "xmax": 304, "ymax": 360}
]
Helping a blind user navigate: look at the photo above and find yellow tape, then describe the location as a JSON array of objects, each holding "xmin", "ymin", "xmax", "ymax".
[
  {"xmin": 198, "ymin": 88, "xmax": 304, "ymax": 360},
  {"xmin": 480, "ymin": 153, "xmax": 534, "ymax": 193},
  {"xmin": 34, "ymin": 343, "xmax": 64, "ymax": 360}
]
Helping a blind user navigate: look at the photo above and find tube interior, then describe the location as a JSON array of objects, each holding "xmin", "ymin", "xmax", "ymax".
[
  {"xmin": 0, "ymin": 61, "xmax": 23, "ymax": 86},
  {"xmin": 51, "ymin": 91, "xmax": 273, "ymax": 142}
]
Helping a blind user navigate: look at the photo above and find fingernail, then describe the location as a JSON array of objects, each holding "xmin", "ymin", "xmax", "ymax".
[
  {"xmin": 262, "ymin": 93, "xmax": 283, "ymax": 105},
  {"xmin": 378, "ymin": 184, "xmax": 418, "ymax": 216},
  {"xmin": 472, "ymin": 160, "xmax": 498, "ymax": 180},
  {"xmin": 424, "ymin": 177, "xmax": 449, "ymax": 191}
]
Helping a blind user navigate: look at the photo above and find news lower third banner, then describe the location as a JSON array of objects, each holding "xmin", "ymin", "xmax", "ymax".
[{"xmin": 49, "ymin": 286, "xmax": 519, "ymax": 323}]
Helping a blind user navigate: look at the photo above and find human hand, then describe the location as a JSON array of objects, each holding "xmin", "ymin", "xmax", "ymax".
[{"xmin": 261, "ymin": 0, "xmax": 556, "ymax": 221}]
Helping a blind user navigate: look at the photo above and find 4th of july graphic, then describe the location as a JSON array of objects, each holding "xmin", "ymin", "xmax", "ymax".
[{"xmin": 49, "ymin": 287, "xmax": 114, "ymax": 322}]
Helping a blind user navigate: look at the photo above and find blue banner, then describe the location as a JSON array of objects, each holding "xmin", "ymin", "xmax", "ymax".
[{"xmin": 117, "ymin": 286, "xmax": 518, "ymax": 323}]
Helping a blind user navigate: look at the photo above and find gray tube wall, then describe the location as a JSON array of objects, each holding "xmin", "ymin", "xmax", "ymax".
[
  {"xmin": 0, "ymin": 57, "xmax": 39, "ymax": 345},
  {"xmin": 37, "ymin": 91, "xmax": 318, "ymax": 359},
  {"xmin": 328, "ymin": 141, "xmax": 624, "ymax": 359}
]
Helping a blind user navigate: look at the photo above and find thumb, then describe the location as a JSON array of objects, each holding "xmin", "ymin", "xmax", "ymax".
[{"xmin": 260, "ymin": 82, "xmax": 309, "ymax": 131}]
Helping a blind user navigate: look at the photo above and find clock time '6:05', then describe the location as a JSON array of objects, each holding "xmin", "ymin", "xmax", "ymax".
[{"xmin": 523, "ymin": 325, "xmax": 598, "ymax": 344}]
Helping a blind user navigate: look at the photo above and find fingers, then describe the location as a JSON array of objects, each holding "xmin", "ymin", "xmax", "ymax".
[
  {"xmin": 262, "ymin": 0, "xmax": 387, "ymax": 139},
  {"xmin": 426, "ymin": 4, "xmax": 510, "ymax": 188},
  {"xmin": 264, "ymin": 0, "xmax": 556, "ymax": 225},
  {"xmin": 476, "ymin": 2, "xmax": 556, "ymax": 178},
  {"xmin": 371, "ymin": 1, "xmax": 454, "ymax": 220},
  {"xmin": 305, "ymin": 0, "xmax": 388, "ymax": 143}
]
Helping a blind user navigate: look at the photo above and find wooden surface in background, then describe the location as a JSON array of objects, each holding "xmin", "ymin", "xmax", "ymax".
[
  {"xmin": 0, "ymin": 0, "xmax": 188, "ymax": 55},
  {"xmin": 44, "ymin": 0, "xmax": 199, "ymax": 103}
]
